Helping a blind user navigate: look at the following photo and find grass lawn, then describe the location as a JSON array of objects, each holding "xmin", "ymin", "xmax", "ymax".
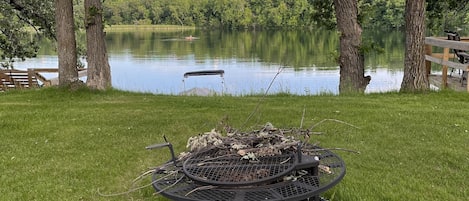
[{"xmin": 1, "ymin": 88, "xmax": 468, "ymax": 201}]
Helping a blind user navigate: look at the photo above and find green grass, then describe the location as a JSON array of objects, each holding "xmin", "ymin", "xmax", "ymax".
[{"xmin": 1, "ymin": 88, "xmax": 468, "ymax": 201}]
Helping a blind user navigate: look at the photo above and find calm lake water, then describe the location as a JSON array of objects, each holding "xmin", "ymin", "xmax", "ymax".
[{"xmin": 15, "ymin": 29, "xmax": 408, "ymax": 95}]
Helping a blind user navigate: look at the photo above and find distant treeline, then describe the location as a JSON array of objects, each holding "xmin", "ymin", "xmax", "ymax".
[
  {"xmin": 101, "ymin": 0, "xmax": 405, "ymax": 29},
  {"xmin": 101, "ymin": 0, "xmax": 468, "ymax": 32}
]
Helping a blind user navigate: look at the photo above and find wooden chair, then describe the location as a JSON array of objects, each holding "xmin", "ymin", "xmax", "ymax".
[{"xmin": 445, "ymin": 31, "xmax": 469, "ymax": 85}]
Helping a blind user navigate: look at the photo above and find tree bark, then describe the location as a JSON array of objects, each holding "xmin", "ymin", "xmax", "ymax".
[
  {"xmin": 333, "ymin": 0, "xmax": 370, "ymax": 94},
  {"xmin": 55, "ymin": 0, "xmax": 78, "ymax": 86},
  {"xmin": 85, "ymin": 0, "xmax": 112, "ymax": 90},
  {"xmin": 401, "ymin": 0, "xmax": 429, "ymax": 92}
]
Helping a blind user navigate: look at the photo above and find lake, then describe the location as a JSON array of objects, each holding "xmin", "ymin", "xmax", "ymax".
[{"xmin": 15, "ymin": 29, "xmax": 408, "ymax": 95}]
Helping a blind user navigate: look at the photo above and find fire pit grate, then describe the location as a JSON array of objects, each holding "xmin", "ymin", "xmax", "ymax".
[{"xmin": 183, "ymin": 148, "xmax": 298, "ymax": 186}]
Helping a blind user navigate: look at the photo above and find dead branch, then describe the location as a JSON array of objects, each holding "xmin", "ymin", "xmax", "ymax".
[
  {"xmin": 185, "ymin": 185, "xmax": 218, "ymax": 196},
  {"xmin": 241, "ymin": 67, "xmax": 284, "ymax": 129},
  {"xmin": 309, "ymin": 119, "xmax": 360, "ymax": 130},
  {"xmin": 300, "ymin": 105, "xmax": 306, "ymax": 129},
  {"xmin": 303, "ymin": 147, "xmax": 361, "ymax": 154},
  {"xmin": 237, "ymin": 142, "xmax": 299, "ymax": 156}
]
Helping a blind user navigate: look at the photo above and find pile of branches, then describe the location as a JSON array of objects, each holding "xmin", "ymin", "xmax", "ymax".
[{"xmin": 180, "ymin": 122, "xmax": 325, "ymax": 163}]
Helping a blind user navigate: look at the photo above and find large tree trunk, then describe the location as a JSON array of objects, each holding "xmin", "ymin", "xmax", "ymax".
[
  {"xmin": 401, "ymin": 0, "xmax": 429, "ymax": 92},
  {"xmin": 85, "ymin": 0, "xmax": 111, "ymax": 90},
  {"xmin": 55, "ymin": 0, "xmax": 78, "ymax": 86},
  {"xmin": 333, "ymin": 0, "xmax": 370, "ymax": 94}
]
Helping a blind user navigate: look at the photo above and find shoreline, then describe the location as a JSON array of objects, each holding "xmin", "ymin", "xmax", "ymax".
[{"xmin": 104, "ymin": 24, "xmax": 196, "ymax": 32}]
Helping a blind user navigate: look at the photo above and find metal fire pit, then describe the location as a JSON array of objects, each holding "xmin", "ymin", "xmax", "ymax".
[{"xmin": 150, "ymin": 144, "xmax": 345, "ymax": 201}]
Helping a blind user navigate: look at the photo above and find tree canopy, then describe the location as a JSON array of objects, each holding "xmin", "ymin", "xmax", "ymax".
[
  {"xmin": 426, "ymin": 0, "xmax": 469, "ymax": 34},
  {"xmin": 0, "ymin": 0, "xmax": 54, "ymax": 67}
]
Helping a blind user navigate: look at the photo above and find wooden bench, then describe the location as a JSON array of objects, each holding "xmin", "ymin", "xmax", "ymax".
[
  {"xmin": 0, "ymin": 69, "xmax": 40, "ymax": 91},
  {"xmin": 0, "ymin": 68, "xmax": 87, "ymax": 91}
]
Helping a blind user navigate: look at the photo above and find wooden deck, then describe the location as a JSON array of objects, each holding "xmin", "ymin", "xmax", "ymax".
[{"xmin": 429, "ymin": 74, "xmax": 467, "ymax": 91}]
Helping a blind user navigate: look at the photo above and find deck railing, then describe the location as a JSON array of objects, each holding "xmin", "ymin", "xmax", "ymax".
[{"xmin": 425, "ymin": 36, "xmax": 469, "ymax": 91}]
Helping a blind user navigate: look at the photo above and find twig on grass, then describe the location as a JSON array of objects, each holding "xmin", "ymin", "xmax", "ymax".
[
  {"xmin": 309, "ymin": 119, "xmax": 360, "ymax": 131},
  {"xmin": 97, "ymin": 170, "xmax": 179, "ymax": 197}
]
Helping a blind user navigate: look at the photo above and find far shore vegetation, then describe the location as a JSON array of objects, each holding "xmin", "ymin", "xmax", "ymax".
[{"xmin": 104, "ymin": 25, "xmax": 196, "ymax": 32}]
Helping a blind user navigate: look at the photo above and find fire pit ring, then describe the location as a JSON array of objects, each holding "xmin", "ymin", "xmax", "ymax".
[{"xmin": 152, "ymin": 147, "xmax": 346, "ymax": 201}]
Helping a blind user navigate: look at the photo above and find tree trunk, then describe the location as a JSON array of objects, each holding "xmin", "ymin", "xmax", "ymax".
[
  {"xmin": 55, "ymin": 0, "xmax": 78, "ymax": 86},
  {"xmin": 401, "ymin": 0, "xmax": 429, "ymax": 92},
  {"xmin": 85, "ymin": 0, "xmax": 111, "ymax": 90},
  {"xmin": 333, "ymin": 0, "xmax": 370, "ymax": 94}
]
